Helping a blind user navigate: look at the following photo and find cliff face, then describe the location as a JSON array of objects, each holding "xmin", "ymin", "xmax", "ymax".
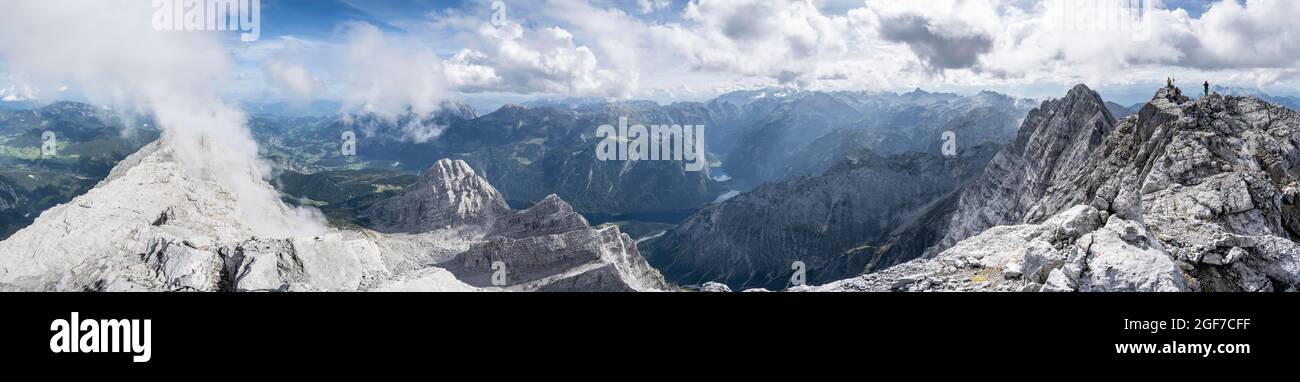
[
  {"xmin": 933, "ymin": 84, "xmax": 1118, "ymax": 254},
  {"xmin": 0, "ymin": 137, "xmax": 666, "ymax": 292},
  {"xmin": 805, "ymin": 86, "xmax": 1300, "ymax": 292}
]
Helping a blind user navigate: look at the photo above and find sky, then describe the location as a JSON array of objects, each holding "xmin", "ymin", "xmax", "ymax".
[{"xmin": 3, "ymin": 0, "xmax": 1300, "ymax": 110}]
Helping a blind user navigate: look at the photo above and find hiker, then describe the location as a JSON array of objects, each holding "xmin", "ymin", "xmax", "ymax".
[
  {"xmin": 1167, "ymin": 77, "xmax": 1172, "ymax": 88},
  {"xmin": 1204, "ymin": 81, "xmax": 1210, "ymax": 97}
]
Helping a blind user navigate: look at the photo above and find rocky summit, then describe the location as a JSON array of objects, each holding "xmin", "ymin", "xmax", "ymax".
[
  {"xmin": 801, "ymin": 85, "xmax": 1300, "ymax": 292},
  {"xmin": 0, "ymin": 135, "xmax": 666, "ymax": 292}
]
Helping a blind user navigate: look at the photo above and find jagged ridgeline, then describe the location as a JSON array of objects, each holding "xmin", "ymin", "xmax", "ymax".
[
  {"xmin": 805, "ymin": 85, "xmax": 1300, "ymax": 292},
  {"xmin": 8, "ymin": 84, "xmax": 1298, "ymax": 293},
  {"xmin": 0, "ymin": 132, "xmax": 666, "ymax": 291}
]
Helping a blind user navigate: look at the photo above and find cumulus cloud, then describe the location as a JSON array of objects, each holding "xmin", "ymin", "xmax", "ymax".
[
  {"xmin": 876, "ymin": 14, "xmax": 993, "ymax": 70},
  {"xmin": 438, "ymin": 15, "xmax": 635, "ymax": 97},
  {"xmin": 637, "ymin": 0, "xmax": 672, "ymax": 14},
  {"xmin": 0, "ymin": 81, "xmax": 39, "ymax": 102},
  {"xmin": 493, "ymin": 0, "xmax": 1300, "ymax": 97},
  {"xmin": 1183, "ymin": 0, "xmax": 1300, "ymax": 69},
  {"xmin": 649, "ymin": 0, "xmax": 853, "ymax": 87},
  {"xmin": 340, "ymin": 23, "xmax": 448, "ymax": 117},
  {"xmin": 338, "ymin": 23, "xmax": 451, "ymax": 143},
  {"xmin": 261, "ymin": 38, "xmax": 321, "ymax": 101},
  {"xmin": 838, "ymin": 0, "xmax": 1300, "ymax": 89},
  {"xmin": 0, "ymin": 0, "xmax": 326, "ymax": 237}
]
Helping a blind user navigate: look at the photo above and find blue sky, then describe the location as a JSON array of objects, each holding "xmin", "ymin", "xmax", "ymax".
[{"xmin": 3, "ymin": 0, "xmax": 1299, "ymax": 110}]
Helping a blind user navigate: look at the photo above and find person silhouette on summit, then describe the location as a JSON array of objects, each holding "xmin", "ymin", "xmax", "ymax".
[{"xmin": 1204, "ymin": 81, "xmax": 1210, "ymax": 97}]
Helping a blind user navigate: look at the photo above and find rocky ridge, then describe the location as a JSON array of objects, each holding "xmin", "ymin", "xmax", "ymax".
[
  {"xmin": 801, "ymin": 86, "xmax": 1300, "ymax": 292},
  {"xmin": 0, "ymin": 135, "xmax": 666, "ymax": 292}
]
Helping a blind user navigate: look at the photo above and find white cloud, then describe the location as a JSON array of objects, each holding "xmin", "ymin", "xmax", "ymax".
[
  {"xmin": 638, "ymin": 0, "xmax": 672, "ymax": 14},
  {"xmin": 264, "ymin": 61, "xmax": 317, "ymax": 100},
  {"xmin": 261, "ymin": 38, "xmax": 321, "ymax": 101},
  {"xmin": 652, "ymin": 0, "xmax": 852, "ymax": 86},
  {"xmin": 0, "ymin": 0, "xmax": 326, "ymax": 237},
  {"xmin": 338, "ymin": 22, "xmax": 451, "ymax": 142},
  {"xmin": 1186, "ymin": 0, "xmax": 1300, "ymax": 69},
  {"xmin": 339, "ymin": 22, "xmax": 447, "ymax": 117},
  {"xmin": 438, "ymin": 15, "xmax": 635, "ymax": 97},
  {"xmin": 14, "ymin": 0, "xmax": 1300, "ymax": 112}
]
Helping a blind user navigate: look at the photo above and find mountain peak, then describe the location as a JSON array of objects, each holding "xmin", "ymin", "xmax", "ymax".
[
  {"xmin": 366, "ymin": 159, "xmax": 509, "ymax": 233},
  {"xmin": 934, "ymin": 84, "xmax": 1115, "ymax": 252},
  {"xmin": 1063, "ymin": 84, "xmax": 1105, "ymax": 105},
  {"xmin": 423, "ymin": 158, "xmax": 480, "ymax": 181}
]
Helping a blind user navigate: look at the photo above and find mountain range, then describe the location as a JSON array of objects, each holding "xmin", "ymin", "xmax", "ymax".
[{"xmin": 3, "ymin": 84, "xmax": 1300, "ymax": 292}]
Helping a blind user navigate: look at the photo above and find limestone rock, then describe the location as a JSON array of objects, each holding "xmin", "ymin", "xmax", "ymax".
[
  {"xmin": 700, "ymin": 282, "xmax": 732, "ymax": 292},
  {"xmin": 361, "ymin": 159, "xmax": 511, "ymax": 234}
]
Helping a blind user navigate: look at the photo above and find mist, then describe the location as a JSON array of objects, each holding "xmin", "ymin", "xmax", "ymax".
[{"xmin": 0, "ymin": 0, "xmax": 326, "ymax": 237}]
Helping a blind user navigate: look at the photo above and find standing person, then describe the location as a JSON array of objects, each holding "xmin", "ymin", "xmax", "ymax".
[{"xmin": 1204, "ymin": 81, "xmax": 1210, "ymax": 97}]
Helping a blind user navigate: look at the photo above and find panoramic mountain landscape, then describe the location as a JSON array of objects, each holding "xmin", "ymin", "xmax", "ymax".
[
  {"xmin": 2, "ymin": 0, "xmax": 1299, "ymax": 297},
  {"xmin": 6, "ymin": 83, "xmax": 1300, "ymax": 294}
]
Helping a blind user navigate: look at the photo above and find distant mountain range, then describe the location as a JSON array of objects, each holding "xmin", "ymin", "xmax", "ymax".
[
  {"xmin": 251, "ymin": 88, "xmax": 1033, "ymax": 222},
  {"xmin": 1212, "ymin": 85, "xmax": 1300, "ymax": 111},
  {"xmin": 0, "ymin": 102, "xmax": 158, "ymax": 239},
  {"xmin": 5, "ymin": 84, "xmax": 1300, "ymax": 292}
]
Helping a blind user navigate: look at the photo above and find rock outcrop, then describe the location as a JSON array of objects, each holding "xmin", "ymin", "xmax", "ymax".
[
  {"xmin": 808, "ymin": 85, "xmax": 1300, "ymax": 292},
  {"xmin": 361, "ymin": 159, "xmax": 511, "ymax": 233},
  {"xmin": 795, "ymin": 205, "xmax": 1190, "ymax": 292},
  {"xmin": 0, "ymin": 137, "xmax": 666, "ymax": 292}
]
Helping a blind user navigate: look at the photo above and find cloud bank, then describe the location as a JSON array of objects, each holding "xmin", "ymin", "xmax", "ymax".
[{"xmin": 0, "ymin": 0, "xmax": 326, "ymax": 237}]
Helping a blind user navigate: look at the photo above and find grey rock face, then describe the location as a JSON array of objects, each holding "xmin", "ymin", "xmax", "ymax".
[
  {"xmin": 827, "ymin": 85, "xmax": 1300, "ymax": 292},
  {"xmin": 445, "ymin": 225, "xmax": 667, "ymax": 292},
  {"xmin": 935, "ymin": 84, "xmax": 1117, "ymax": 253},
  {"xmin": 0, "ymin": 179, "xmax": 20, "ymax": 210},
  {"xmin": 362, "ymin": 159, "xmax": 511, "ymax": 233},
  {"xmin": 699, "ymin": 282, "xmax": 732, "ymax": 292},
  {"xmin": 222, "ymin": 234, "xmax": 392, "ymax": 292},
  {"xmin": 797, "ymin": 205, "xmax": 1190, "ymax": 292}
]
